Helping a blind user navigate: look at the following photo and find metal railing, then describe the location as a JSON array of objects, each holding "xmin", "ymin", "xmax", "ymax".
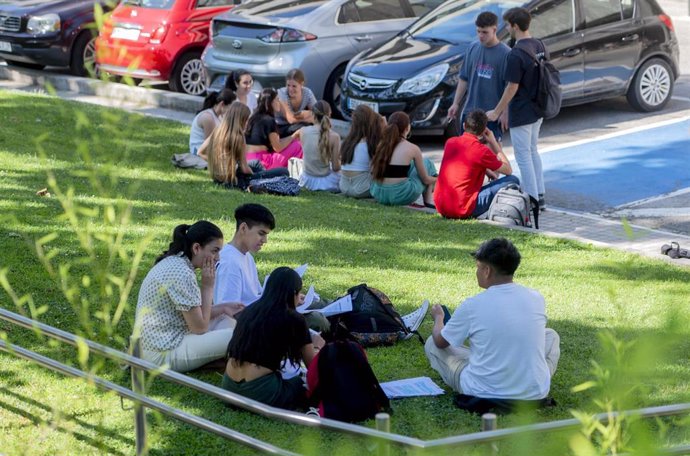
[{"xmin": 2, "ymin": 307, "xmax": 690, "ymax": 455}]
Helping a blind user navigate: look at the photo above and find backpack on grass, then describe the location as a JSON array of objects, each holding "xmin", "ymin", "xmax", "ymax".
[
  {"xmin": 487, "ymin": 184, "xmax": 539, "ymax": 229},
  {"xmin": 328, "ymin": 284, "xmax": 422, "ymax": 347},
  {"xmin": 307, "ymin": 340, "xmax": 390, "ymax": 422},
  {"xmin": 515, "ymin": 44, "xmax": 562, "ymax": 120}
]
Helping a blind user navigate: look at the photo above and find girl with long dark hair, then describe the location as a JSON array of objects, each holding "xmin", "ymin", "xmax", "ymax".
[
  {"xmin": 224, "ymin": 69, "xmax": 257, "ymax": 111},
  {"xmin": 133, "ymin": 221, "xmax": 244, "ymax": 372},
  {"xmin": 245, "ymin": 88, "xmax": 303, "ymax": 170},
  {"xmin": 199, "ymin": 101, "xmax": 288, "ymax": 190},
  {"xmin": 189, "ymin": 89, "xmax": 235, "ymax": 155},
  {"xmin": 370, "ymin": 111, "xmax": 437, "ymax": 207},
  {"xmin": 223, "ymin": 267, "xmax": 323, "ymax": 409},
  {"xmin": 338, "ymin": 104, "xmax": 383, "ymax": 198},
  {"xmin": 293, "ymin": 100, "xmax": 341, "ymax": 191}
]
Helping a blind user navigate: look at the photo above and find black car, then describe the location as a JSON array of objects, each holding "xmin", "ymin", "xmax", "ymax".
[
  {"xmin": 341, "ymin": 0, "xmax": 680, "ymax": 136},
  {"xmin": 0, "ymin": 0, "xmax": 114, "ymax": 76}
]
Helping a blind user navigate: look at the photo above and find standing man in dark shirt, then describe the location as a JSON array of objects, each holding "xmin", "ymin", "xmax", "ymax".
[
  {"xmin": 487, "ymin": 8, "xmax": 547, "ymax": 209},
  {"xmin": 447, "ymin": 12, "xmax": 510, "ymax": 142}
]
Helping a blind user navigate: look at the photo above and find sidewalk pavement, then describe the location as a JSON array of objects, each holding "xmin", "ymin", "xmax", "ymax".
[{"xmin": 2, "ymin": 65, "xmax": 689, "ymax": 268}]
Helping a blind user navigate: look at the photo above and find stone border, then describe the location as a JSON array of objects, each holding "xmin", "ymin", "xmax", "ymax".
[{"xmin": 0, "ymin": 66, "xmax": 202, "ymax": 113}]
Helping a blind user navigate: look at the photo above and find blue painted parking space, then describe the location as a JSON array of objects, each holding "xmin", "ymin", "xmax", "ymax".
[{"xmin": 536, "ymin": 118, "xmax": 690, "ymax": 208}]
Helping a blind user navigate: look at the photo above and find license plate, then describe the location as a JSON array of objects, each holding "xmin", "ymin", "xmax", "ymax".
[
  {"xmin": 0, "ymin": 41, "xmax": 11, "ymax": 52},
  {"xmin": 111, "ymin": 27, "xmax": 140, "ymax": 41},
  {"xmin": 348, "ymin": 98, "xmax": 379, "ymax": 113}
]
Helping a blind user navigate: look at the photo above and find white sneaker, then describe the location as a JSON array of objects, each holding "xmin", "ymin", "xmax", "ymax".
[{"xmin": 401, "ymin": 300, "xmax": 429, "ymax": 337}]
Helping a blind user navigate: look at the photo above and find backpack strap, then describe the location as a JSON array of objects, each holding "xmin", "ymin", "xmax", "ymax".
[{"xmin": 530, "ymin": 196, "xmax": 540, "ymax": 230}]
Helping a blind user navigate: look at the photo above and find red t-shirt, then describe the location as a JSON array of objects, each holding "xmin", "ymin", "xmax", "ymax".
[{"xmin": 433, "ymin": 133, "xmax": 503, "ymax": 218}]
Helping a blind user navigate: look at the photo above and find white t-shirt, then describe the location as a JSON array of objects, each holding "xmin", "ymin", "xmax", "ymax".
[
  {"xmin": 214, "ymin": 244, "xmax": 262, "ymax": 306},
  {"xmin": 441, "ymin": 283, "xmax": 550, "ymax": 400}
]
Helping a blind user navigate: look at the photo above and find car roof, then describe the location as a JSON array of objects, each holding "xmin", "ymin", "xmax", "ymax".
[{"xmin": 223, "ymin": 0, "xmax": 340, "ymax": 24}]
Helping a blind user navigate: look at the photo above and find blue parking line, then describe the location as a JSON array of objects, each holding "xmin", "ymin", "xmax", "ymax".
[{"xmin": 533, "ymin": 119, "xmax": 690, "ymax": 208}]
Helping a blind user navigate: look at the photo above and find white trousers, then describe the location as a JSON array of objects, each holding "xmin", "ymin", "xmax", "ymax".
[
  {"xmin": 142, "ymin": 316, "xmax": 235, "ymax": 373},
  {"xmin": 425, "ymin": 328, "xmax": 561, "ymax": 394},
  {"xmin": 510, "ymin": 118, "xmax": 544, "ymax": 200}
]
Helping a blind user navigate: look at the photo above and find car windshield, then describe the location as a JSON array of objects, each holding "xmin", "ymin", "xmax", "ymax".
[
  {"xmin": 408, "ymin": 0, "xmax": 524, "ymax": 43},
  {"xmin": 231, "ymin": 0, "xmax": 327, "ymax": 18},
  {"xmin": 121, "ymin": 0, "xmax": 176, "ymax": 8}
]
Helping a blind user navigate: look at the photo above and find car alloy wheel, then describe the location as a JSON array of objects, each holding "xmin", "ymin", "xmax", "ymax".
[
  {"xmin": 83, "ymin": 36, "xmax": 97, "ymax": 75},
  {"xmin": 179, "ymin": 58, "xmax": 206, "ymax": 96},
  {"xmin": 639, "ymin": 62, "xmax": 671, "ymax": 107},
  {"xmin": 627, "ymin": 58, "xmax": 673, "ymax": 112}
]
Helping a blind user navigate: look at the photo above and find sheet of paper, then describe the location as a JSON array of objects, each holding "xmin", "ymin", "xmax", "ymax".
[
  {"xmin": 294, "ymin": 263, "xmax": 308, "ymax": 278},
  {"xmin": 296, "ymin": 285, "xmax": 316, "ymax": 313},
  {"xmin": 380, "ymin": 377, "xmax": 445, "ymax": 399},
  {"xmin": 261, "ymin": 274, "xmax": 269, "ymax": 291},
  {"xmin": 318, "ymin": 294, "xmax": 353, "ymax": 317}
]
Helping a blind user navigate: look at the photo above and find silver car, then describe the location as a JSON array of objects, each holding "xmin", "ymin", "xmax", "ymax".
[{"xmin": 202, "ymin": 0, "xmax": 437, "ymax": 116}]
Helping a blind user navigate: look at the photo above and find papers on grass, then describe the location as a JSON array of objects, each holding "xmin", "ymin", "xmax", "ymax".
[{"xmin": 380, "ymin": 377, "xmax": 444, "ymax": 399}]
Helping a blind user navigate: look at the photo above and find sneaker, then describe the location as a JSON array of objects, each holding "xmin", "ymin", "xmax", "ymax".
[
  {"xmin": 538, "ymin": 194, "xmax": 546, "ymax": 212},
  {"xmin": 401, "ymin": 300, "xmax": 430, "ymax": 336}
]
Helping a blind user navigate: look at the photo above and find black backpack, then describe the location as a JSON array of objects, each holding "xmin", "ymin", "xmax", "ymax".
[
  {"xmin": 515, "ymin": 43, "xmax": 562, "ymax": 120},
  {"xmin": 328, "ymin": 284, "xmax": 422, "ymax": 347},
  {"xmin": 307, "ymin": 340, "xmax": 391, "ymax": 422}
]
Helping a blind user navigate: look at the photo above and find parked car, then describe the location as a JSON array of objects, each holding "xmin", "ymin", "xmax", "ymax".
[
  {"xmin": 96, "ymin": 0, "xmax": 239, "ymax": 96},
  {"xmin": 202, "ymin": 0, "xmax": 438, "ymax": 117},
  {"xmin": 341, "ymin": 0, "xmax": 680, "ymax": 136},
  {"xmin": 0, "ymin": 0, "xmax": 113, "ymax": 76}
]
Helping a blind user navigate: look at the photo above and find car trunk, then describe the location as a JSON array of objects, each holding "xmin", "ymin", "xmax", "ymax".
[
  {"xmin": 107, "ymin": 5, "xmax": 173, "ymax": 48},
  {"xmin": 210, "ymin": 15, "xmax": 290, "ymax": 65}
]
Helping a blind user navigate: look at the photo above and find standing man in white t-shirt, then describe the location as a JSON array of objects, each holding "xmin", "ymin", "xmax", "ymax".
[
  {"xmin": 214, "ymin": 203, "xmax": 330, "ymax": 332},
  {"xmin": 425, "ymin": 238, "xmax": 560, "ymax": 400}
]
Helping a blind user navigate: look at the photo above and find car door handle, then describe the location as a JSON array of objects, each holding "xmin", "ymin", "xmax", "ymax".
[
  {"xmin": 354, "ymin": 35, "xmax": 372, "ymax": 42},
  {"xmin": 562, "ymin": 48, "xmax": 581, "ymax": 57},
  {"xmin": 622, "ymin": 33, "xmax": 639, "ymax": 42}
]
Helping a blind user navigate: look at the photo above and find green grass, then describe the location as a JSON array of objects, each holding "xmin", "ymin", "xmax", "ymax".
[{"xmin": 1, "ymin": 89, "xmax": 690, "ymax": 455}]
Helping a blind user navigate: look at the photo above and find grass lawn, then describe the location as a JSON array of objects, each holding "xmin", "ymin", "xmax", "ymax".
[{"xmin": 1, "ymin": 89, "xmax": 689, "ymax": 456}]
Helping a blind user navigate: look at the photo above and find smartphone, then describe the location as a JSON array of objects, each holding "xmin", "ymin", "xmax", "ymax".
[{"xmin": 441, "ymin": 305, "xmax": 452, "ymax": 325}]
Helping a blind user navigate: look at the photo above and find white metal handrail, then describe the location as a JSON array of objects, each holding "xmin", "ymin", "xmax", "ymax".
[{"xmin": 2, "ymin": 306, "xmax": 690, "ymax": 455}]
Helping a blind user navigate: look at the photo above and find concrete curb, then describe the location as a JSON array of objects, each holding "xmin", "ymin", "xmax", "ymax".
[{"xmin": 0, "ymin": 66, "xmax": 202, "ymax": 114}]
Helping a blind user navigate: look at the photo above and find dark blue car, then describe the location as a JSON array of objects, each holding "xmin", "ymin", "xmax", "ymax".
[{"xmin": 341, "ymin": 0, "xmax": 680, "ymax": 136}]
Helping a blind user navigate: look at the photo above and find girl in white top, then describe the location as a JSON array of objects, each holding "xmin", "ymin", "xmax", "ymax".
[
  {"xmin": 293, "ymin": 100, "xmax": 341, "ymax": 192},
  {"xmin": 338, "ymin": 104, "xmax": 383, "ymax": 198},
  {"xmin": 133, "ymin": 221, "xmax": 244, "ymax": 372},
  {"xmin": 189, "ymin": 89, "xmax": 235, "ymax": 155},
  {"xmin": 225, "ymin": 69, "xmax": 258, "ymax": 112}
]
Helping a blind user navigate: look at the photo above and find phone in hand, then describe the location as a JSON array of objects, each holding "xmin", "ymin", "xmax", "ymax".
[{"xmin": 441, "ymin": 305, "xmax": 452, "ymax": 325}]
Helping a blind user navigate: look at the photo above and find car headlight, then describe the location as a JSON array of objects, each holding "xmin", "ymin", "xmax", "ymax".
[
  {"xmin": 27, "ymin": 14, "xmax": 61, "ymax": 35},
  {"xmin": 397, "ymin": 63, "xmax": 449, "ymax": 95}
]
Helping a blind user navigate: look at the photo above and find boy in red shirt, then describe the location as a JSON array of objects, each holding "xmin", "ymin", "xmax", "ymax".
[{"xmin": 434, "ymin": 110, "xmax": 518, "ymax": 218}]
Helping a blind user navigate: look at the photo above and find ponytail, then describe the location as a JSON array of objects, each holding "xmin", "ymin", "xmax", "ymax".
[
  {"xmin": 312, "ymin": 100, "xmax": 332, "ymax": 165},
  {"xmin": 155, "ymin": 221, "xmax": 223, "ymax": 264},
  {"xmin": 371, "ymin": 111, "xmax": 409, "ymax": 181},
  {"xmin": 199, "ymin": 92, "xmax": 219, "ymax": 113}
]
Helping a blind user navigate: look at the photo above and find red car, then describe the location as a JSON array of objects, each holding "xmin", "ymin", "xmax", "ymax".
[{"xmin": 96, "ymin": 0, "xmax": 238, "ymax": 95}]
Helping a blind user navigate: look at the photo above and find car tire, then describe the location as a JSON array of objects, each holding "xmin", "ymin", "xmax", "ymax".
[
  {"xmin": 70, "ymin": 31, "xmax": 98, "ymax": 77},
  {"xmin": 169, "ymin": 52, "xmax": 207, "ymax": 96},
  {"xmin": 626, "ymin": 58, "xmax": 673, "ymax": 112},
  {"xmin": 325, "ymin": 64, "xmax": 347, "ymax": 120},
  {"xmin": 5, "ymin": 60, "xmax": 45, "ymax": 71}
]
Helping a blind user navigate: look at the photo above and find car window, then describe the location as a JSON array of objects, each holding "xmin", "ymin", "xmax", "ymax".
[
  {"xmin": 339, "ymin": 0, "xmax": 413, "ymax": 23},
  {"xmin": 582, "ymin": 0, "xmax": 623, "ymax": 27},
  {"xmin": 408, "ymin": 0, "xmax": 521, "ymax": 44},
  {"xmin": 529, "ymin": 0, "xmax": 574, "ymax": 38},
  {"xmin": 122, "ymin": 0, "xmax": 176, "ymax": 8},
  {"xmin": 196, "ymin": 0, "xmax": 236, "ymax": 7},
  {"xmin": 409, "ymin": 0, "xmax": 442, "ymax": 17},
  {"xmin": 232, "ymin": 0, "xmax": 326, "ymax": 18},
  {"xmin": 621, "ymin": 0, "xmax": 634, "ymax": 19}
]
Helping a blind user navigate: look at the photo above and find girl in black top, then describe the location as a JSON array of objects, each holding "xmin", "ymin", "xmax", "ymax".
[
  {"xmin": 246, "ymin": 88, "xmax": 303, "ymax": 170},
  {"xmin": 222, "ymin": 267, "xmax": 322, "ymax": 410}
]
